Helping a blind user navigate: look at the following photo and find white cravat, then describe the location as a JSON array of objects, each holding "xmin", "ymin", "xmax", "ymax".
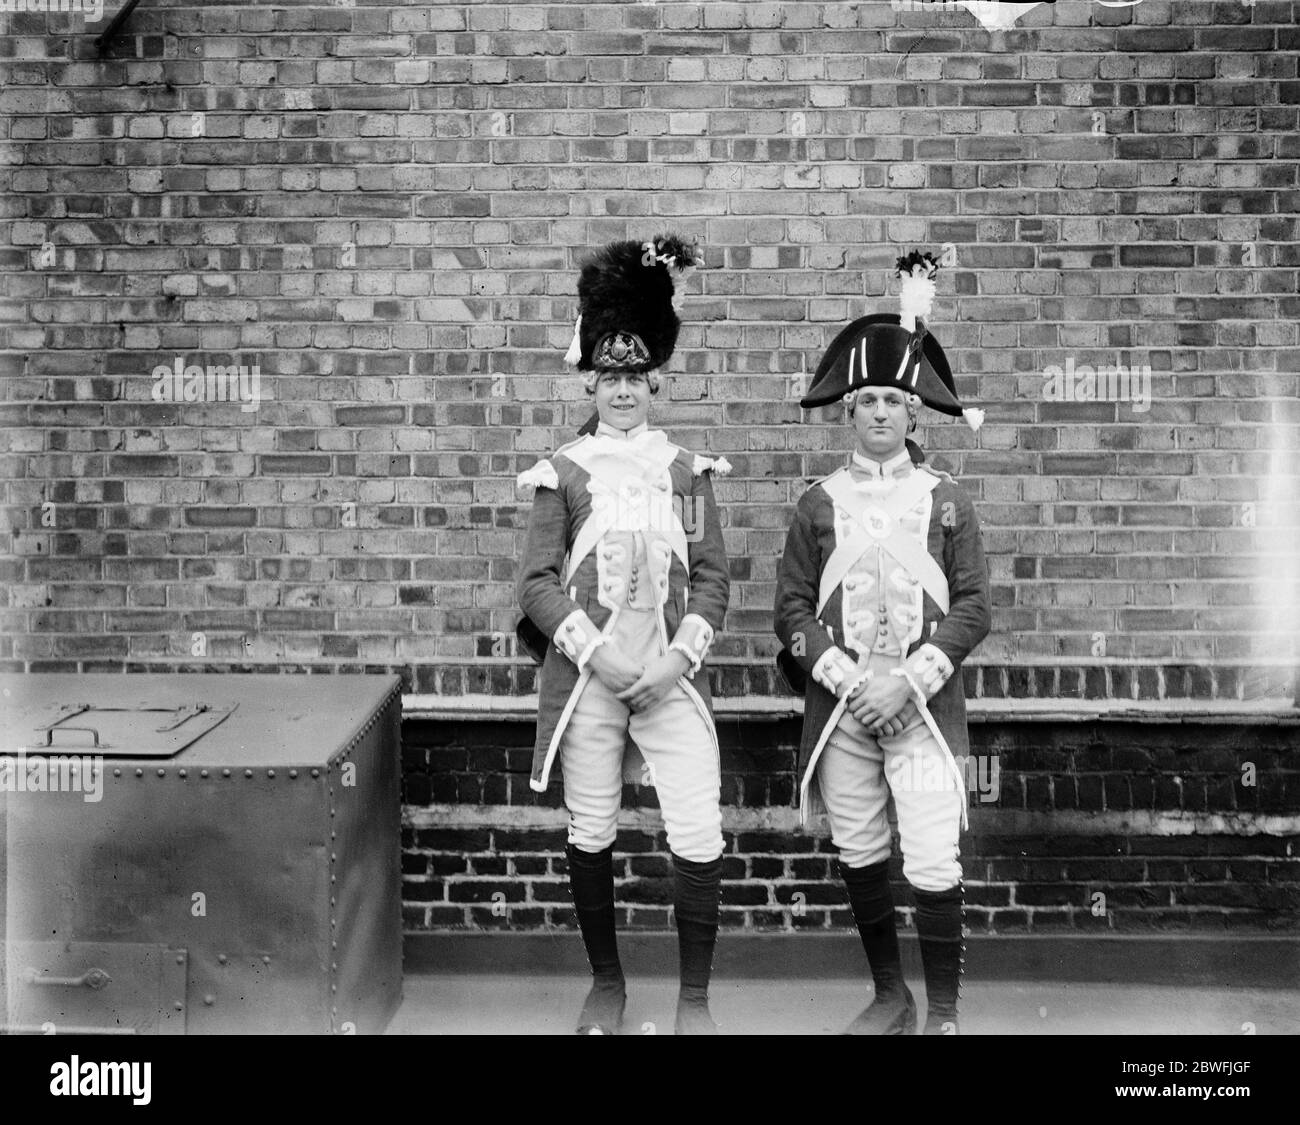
[{"xmin": 585, "ymin": 421, "xmax": 666, "ymax": 466}]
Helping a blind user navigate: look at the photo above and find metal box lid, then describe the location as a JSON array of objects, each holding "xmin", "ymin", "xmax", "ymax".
[
  {"xmin": 0, "ymin": 673, "xmax": 401, "ymax": 768},
  {"xmin": 23, "ymin": 701, "xmax": 239, "ymax": 759}
]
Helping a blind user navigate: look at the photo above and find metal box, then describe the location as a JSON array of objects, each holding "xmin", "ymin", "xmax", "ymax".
[{"xmin": 0, "ymin": 673, "xmax": 403, "ymax": 1035}]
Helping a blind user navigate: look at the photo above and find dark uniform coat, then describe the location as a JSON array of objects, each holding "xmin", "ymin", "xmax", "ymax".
[
  {"xmin": 774, "ymin": 457, "xmax": 992, "ymax": 819},
  {"xmin": 516, "ymin": 430, "xmax": 731, "ymax": 792}
]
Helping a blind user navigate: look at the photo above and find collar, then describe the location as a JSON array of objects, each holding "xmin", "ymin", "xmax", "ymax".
[
  {"xmin": 595, "ymin": 420, "xmax": 650, "ymax": 441},
  {"xmin": 851, "ymin": 447, "xmax": 913, "ymax": 480}
]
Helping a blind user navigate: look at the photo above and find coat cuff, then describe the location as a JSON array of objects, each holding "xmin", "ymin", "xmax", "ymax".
[
  {"xmin": 811, "ymin": 646, "xmax": 861, "ymax": 697},
  {"xmin": 553, "ymin": 609, "xmax": 605, "ymax": 670},
  {"xmin": 668, "ymin": 612, "xmax": 714, "ymax": 676},
  {"xmin": 903, "ymin": 643, "xmax": 955, "ymax": 700},
  {"xmin": 516, "ymin": 459, "xmax": 558, "ymax": 491}
]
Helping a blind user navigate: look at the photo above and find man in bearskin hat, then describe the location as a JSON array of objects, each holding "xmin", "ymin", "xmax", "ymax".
[
  {"xmin": 514, "ymin": 235, "xmax": 732, "ymax": 1035},
  {"xmin": 774, "ymin": 251, "xmax": 992, "ymax": 1035}
]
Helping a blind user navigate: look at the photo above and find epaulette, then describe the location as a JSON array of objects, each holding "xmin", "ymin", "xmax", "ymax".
[
  {"xmin": 811, "ymin": 465, "xmax": 851, "ymax": 489},
  {"xmin": 516, "ymin": 458, "xmax": 559, "ymax": 491},
  {"xmin": 917, "ymin": 461, "xmax": 958, "ymax": 485},
  {"xmin": 689, "ymin": 452, "xmax": 732, "ymax": 477}
]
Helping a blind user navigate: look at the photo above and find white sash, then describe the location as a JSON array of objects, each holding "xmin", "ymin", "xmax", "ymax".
[
  {"xmin": 818, "ymin": 470, "xmax": 949, "ymax": 616},
  {"xmin": 562, "ymin": 437, "xmax": 686, "ymax": 584}
]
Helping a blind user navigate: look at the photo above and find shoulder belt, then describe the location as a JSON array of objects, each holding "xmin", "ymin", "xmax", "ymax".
[
  {"xmin": 818, "ymin": 470, "xmax": 950, "ymax": 616},
  {"xmin": 562, "ymin": 439, "xmax": 686, "ymax": 584}
]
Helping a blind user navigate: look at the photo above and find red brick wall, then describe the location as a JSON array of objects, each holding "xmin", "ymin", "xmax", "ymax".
[{"xmin": 1, "ymin": 1, "xmax": 1297, "ymax": 701}]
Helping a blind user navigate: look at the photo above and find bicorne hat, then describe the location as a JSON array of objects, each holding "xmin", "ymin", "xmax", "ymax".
[{"xmin": 799, "ymin": 251, "xmax": 984, "ymax": 432}]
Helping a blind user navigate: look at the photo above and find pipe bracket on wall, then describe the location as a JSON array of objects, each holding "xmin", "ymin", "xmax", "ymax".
[{"xmin": 96, "ymin": 0, "xmax": 144, "ymax": 54}]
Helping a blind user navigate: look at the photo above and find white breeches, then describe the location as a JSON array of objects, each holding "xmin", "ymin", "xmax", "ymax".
[
  {"xmin": 559, "ymin": 607, "xmax": 723, "ymax": 863},
  {"xmin": 816, "ymin": 694, "xmax": 963, "ymax": 892}
]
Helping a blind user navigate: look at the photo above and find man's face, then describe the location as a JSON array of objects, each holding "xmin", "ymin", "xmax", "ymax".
[
  {"xmin": 593, "ymin": 371, "xmax": 652, "ymax": 431},
  {"xmin": 850, "ymin": 387, "xmax": 910, "ymax": 459}
]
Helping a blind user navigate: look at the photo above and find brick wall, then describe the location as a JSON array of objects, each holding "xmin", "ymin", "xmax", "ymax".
[
  {"xmin": 402, "ymin": 715, "xmax": 1300, "ymax": 933},
  {"xmin": 0, "ymin": 1, "xmax": 1297, "ymax": 703}
]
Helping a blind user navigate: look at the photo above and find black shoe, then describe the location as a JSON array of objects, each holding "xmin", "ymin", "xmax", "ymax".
[
  {"xmin": 674, "ymin": 990, "xmax": 718, "ymax": 1035},
  {"xmin": 843, "ymin": 982, "xmax": 917, "ymax": 1035},
  {"xmin": 922, "ymin": 1012, "xmax": 960, "ymax": 1035},
  {"xmin": 576, "ymin": 975, "xmax": 626, "ymax": 1035}
]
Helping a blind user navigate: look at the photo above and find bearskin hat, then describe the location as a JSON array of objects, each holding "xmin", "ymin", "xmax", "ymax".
[{"xmin": 563, "ymin": 234, "xmax": 700, "ymax": 374}]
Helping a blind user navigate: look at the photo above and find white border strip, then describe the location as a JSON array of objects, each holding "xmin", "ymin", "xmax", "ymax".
[
  {"xmin": 404, "ymin": 693, "xmax": 1300, "ymax": 724},
  {"xmin": 402, "ymin": 803, "xmax": 1300, "ymax": 838}
]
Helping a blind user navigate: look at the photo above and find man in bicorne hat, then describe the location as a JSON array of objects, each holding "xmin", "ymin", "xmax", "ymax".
[
  {"xmin": 774, "ymin": 252, "xmax": 992, "ymax": 1035},
  {"xmin": 515, "ymin": 235, "xmax": 732, "ymax": 1035}
]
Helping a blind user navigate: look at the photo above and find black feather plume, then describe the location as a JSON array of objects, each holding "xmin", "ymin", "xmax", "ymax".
[
  {"xmin": 652, "ymin": 234, "xmax": 701, "ymax": 270},
  {"xmin": 895, "ymin": 250, "xmax": 940, "ymax": 277}
]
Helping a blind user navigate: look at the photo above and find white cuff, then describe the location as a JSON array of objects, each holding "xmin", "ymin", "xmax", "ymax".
[
  {"xmin": 553, "ymin": 609, "xmax": 605, "ymax": 669},
  {"xmin": 669, "ymin": 612, "xmax": 714, "ymax": 674},
  {"xmin": 840, "ymin": 666, "xmax": 873, "ymax": 702},
  {"xmin": 903, "ymin": 643, "xmax": 955, "ymax": 700},
  {"xmin": 811, "ymin": 646, "xmax": 859, "ymax": 696}
]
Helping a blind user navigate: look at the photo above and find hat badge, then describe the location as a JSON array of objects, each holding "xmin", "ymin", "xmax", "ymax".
[{"xmin": 594, "ymin": 330, "xmax": 650, "ymax": 370}]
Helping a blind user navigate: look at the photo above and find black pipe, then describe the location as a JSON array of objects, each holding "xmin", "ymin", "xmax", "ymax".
[{"xmin": 96, "ymin": 0, "xmax": 144, "ymax": 53}]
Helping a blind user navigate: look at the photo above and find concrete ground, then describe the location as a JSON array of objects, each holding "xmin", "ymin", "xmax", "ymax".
[{"xmin": 388, "ymin": 974, "xmax": 1300, "ymax": 1035}]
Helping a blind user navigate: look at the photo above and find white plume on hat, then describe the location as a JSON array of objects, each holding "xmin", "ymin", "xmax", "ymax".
[
  {"xmin": 895, "ymin": 251, "xmax": 983, "ymax": 433},
  {"xmin": 656, "ymin": 243, "xmax": 699, "ymax": 312},
  {"xmin": 898, "ymin": 265, "xmax": 938, "ymax": 336}
]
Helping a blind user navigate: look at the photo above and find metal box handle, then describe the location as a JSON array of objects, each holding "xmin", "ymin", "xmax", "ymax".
[
  {"xmin": 34, "ymin": 726, "xmax": 103, "ymax": 749},
  {"xmin": 23, "ymin": 967, "xmax": 113, "ymax": 991}
]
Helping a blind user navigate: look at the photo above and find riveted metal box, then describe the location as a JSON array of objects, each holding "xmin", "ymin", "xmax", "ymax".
[{"xmin": 0, "ymin": 673, "xmax": 403, "ymax": 1035}]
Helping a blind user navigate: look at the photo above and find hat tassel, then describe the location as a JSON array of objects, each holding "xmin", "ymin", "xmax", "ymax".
[
  {"xmin": 562, "ymin": 314, "xmax": 582, "ymax": 367},
  {"xmin": 963, "ymin": 407, "xmax": 985, "ymax": 433}
]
